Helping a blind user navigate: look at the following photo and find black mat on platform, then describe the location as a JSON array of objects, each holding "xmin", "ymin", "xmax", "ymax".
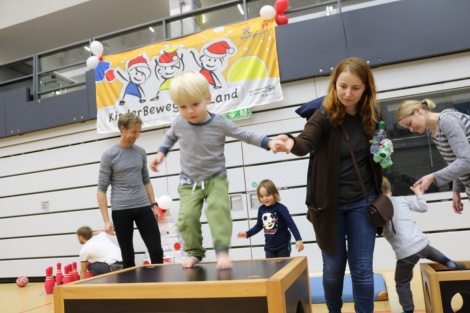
[{"xmin": 81, "ymin": 258, "xmax": 292, "ymax": 284}]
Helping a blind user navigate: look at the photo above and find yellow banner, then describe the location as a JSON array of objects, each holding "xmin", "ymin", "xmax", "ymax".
[{"xmin": 95, "ymin": 17, "xmax": 283, "ymax": 133}]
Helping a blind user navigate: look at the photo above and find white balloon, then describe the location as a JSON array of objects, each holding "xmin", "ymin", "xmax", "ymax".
[
  {"xmin": 260, "ymin": 5, "xmax": 276, "ymax": 20},
  {"xmin": 90, "ymin": 41, "xmax": 104, "ymax": 56},
  {"xmin": 158, "ymin": 195, "xmax": 173, "ymax": 210},
  {"xmin": 86, "ymin": 56, "xmax": 100, "ymax": 70}
]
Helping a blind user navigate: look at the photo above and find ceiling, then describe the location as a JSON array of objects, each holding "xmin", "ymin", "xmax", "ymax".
[{"xmin": 0, "ymin": 0, "xmax": 172, "ymax": 65}]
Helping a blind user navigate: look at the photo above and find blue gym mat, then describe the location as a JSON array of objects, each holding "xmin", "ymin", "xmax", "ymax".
[{"xmin": 310, "ymin": 273, "xmax": 387, "ymax": 303}]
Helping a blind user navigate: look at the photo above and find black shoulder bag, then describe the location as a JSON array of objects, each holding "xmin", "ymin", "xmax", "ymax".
[{"xmin": 340, "ymin": 126, "xmax": 396, "ymax": 235}]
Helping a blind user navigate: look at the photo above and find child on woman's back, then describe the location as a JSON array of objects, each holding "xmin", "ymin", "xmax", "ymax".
[{"xmin": 238, "ymin": 179, "xmax": 304, "ymax": 258}]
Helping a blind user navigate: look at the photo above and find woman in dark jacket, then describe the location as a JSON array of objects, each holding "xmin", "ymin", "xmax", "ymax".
[{"xmin": 277, "ymin": 57, "xmax": 383, "ymax": 313}]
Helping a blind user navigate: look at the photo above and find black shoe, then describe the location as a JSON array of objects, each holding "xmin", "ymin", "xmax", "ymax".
[{"xmin": 455, "ymin": 262, "xmax": 469, "ymax": 270}]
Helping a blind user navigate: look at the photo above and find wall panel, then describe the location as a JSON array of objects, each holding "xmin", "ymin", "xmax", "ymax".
[
  {"xmin": 343, "ymin": 0, "xmax": 470, "ymax": 68},
  {"xmin": 0, "ymin": 164, "xmax": 99, "ymax": 197},
  {"xmin": 411, "ymin": 201, "xmax": 469, "ymax": 232},
  {"xmin": 0, "ymin": 187, "xmax": 98, "ymax": 218},
  {"xmin": 244, "ymin": 160, "xmax": 308, "ymax": 192},
  {"xmin": 0, "ymin": 257, "xmax": 83, "ymax": 279},
  {"xmin": 0, "ymin": 210, "xmax": 103, "ymax": 238},
  {"xmin": 1, "ymin": 55, "xmax": 470, "ymax": 280},
  {"xmin": 276, "ymin": 14, "xmax": 348, "ymax": 82},
  {"xmin": 5, "ymin": 89, "xmax": 90, "ymax": 135}
]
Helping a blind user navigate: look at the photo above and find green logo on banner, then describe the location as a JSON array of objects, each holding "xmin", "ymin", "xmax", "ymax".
[{"xmin": 226, "ymin": 108, "xmax": 252, "ymax": 121}]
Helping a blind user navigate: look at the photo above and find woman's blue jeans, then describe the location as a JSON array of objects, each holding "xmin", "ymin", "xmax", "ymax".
[{"xmin": 321, "ymin": 196, "xmax": 376, "ymax": 313}]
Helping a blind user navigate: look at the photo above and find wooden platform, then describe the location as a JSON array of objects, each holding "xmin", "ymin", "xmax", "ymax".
[
  {"xmin": 420, "ymin": 261, "xmax": 470, "ymax": 313},
  {"xmin": 53, "ymin": 257, "xmax": 311, "ymax": 313},
  {"xmin": 3, "ymin": 269, "xmax": 431, "ymax": 313}
]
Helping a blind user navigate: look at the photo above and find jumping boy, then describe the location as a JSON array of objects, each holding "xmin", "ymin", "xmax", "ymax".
[{"xmin": 149, "ymin": 71, "xmax": 280, "ymax": 270}]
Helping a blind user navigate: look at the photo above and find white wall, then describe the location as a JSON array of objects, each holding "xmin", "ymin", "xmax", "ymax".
[{"xmin": 1, "ymin": 52, "xmax": 470, "ymax": 278}]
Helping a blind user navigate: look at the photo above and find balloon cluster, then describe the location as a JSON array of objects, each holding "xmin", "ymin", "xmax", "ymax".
[
  {"xmin": 86, "ymin": 41, "xmax": 104, "ymax": 70},
  {"xmin": 156, "ymin": 195, "xmax": 173, "ymax": 221},
  {"xmin": 259, "ymin": 0, "xmax": 289, "ymax": 25}
]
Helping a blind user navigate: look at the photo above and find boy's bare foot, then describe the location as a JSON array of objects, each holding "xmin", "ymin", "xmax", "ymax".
[
  {"xmin": 216, "ymin": 251, "xmax": 232, "ymax": 270},
  {"xmin": 182, "ymin": 256, "xmax": 200, "ymax": 268}
]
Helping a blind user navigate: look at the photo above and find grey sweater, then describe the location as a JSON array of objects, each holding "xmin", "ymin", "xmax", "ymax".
[
  {"xmin": 432, "ymin": 109, "xmax": 470, "ymax": 196},
  {"xmin": 383, "ymin": 195, "xmax": 429, "ymax": 260},
  {"xmin": 97, "ymin": 144, "xmax": 151, "ymax": 210},
  {"xmin": 158, "ymin": 113, "xmax": 271, "ymax": 184}
]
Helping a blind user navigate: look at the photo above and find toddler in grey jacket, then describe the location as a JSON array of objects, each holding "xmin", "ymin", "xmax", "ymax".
[{"xmin": 382, "ymin": 176, "xmax": 467, "ymax": 313}]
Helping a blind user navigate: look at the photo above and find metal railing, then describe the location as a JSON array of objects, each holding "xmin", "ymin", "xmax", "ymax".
[{"xmin": 0, "ymin": 0, "xmax": 381, "ymax": 100}]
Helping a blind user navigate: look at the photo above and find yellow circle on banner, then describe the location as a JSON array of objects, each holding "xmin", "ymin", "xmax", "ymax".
[{"xmin": 227, "ymin": 57, "xmax": 268, "ymax": 82}]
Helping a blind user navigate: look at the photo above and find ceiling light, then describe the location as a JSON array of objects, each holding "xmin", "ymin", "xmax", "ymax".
[
  {"xmin": 149, "ymin": 27, "xmax": 155, "ymax": 33},
  {"xmin": 326, "ymin": 5, "xmax": 334, "ymax": 16},
  {"xmin": 237, "ymin": 4, "xmax": 244, "ymax": 15},
  {"xmin": 84, "ymin": 46, "xmax": 90, "ymax": 51}
]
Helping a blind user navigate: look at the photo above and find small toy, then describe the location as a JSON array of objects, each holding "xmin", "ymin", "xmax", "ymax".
[
  {"xmin": 373, "ymin": 140, "xmax": 393, "ymax": 169},
  {"xmin": 16, "ymin": 276, "xmax": 29, "ymax": 287}
]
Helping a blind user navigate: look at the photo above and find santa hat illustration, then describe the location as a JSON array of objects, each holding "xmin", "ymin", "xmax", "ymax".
[
  {"xmin": 128, "ymin": 55, "xmax": 148, "ymax": 71},
  {"xmin": 158, "ymin": 50, "xmax": 180, "ymax": 66},
  {"xmin": 204, "ymin": 41, "xmax": 235, "ymax": 58}
]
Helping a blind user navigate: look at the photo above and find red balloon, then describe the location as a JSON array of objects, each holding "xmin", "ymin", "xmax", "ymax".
[
  {"xmin": 274, "ymin": 0, "xmax": 289, "ymax": 14},
  {"xmin": 275, "ymin": 13, "xmax": 289, "ymax": 25}
]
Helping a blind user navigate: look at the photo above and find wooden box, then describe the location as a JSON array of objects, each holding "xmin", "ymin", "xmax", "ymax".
[
  {"xmin": 54, "ymin": 257, "xmax": 311, "ymax": 313},
  {"xmin": 420, "ymin": 261, "xmax": 470, "ymax": 313}
]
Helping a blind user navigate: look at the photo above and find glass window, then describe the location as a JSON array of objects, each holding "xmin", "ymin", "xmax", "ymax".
[
  {"xmin": 246, "ymin": 0, "xmax": 275, "ymax": 20},
  {"xmin": 341, "ymin": 0, "xmax": 399, "ymax": 11},
  {"xmin": 0, "ymin": 58, "xmax": 33, "ymax": 82},
  {"xmin": 379, "ymin": 88, "xmax": 470, "ymax": 196},
  {"xmin": 192, "ymin": 0, "xmax": 227, "ymax": 10},
  {"xmin": 38, "ymin": 84, "xmax": 86, "ymax": 100},
  {"xmin": 38, "ymin": 44, "xmax": 89, "ymax": 73},
  {"xmin": 98, "ymin": 23, "xmax": 164, "ymax": 55},
  {"xmin": 166, "ymin": 5, "xmax": 243, "ymax": 38},
  {"xmin": 246, "ymin": 0, "xmax": 340, "ymax": 20},
  {"xmin": 38, "ymin": 64, "xmax": 88, "ymax": 93}
]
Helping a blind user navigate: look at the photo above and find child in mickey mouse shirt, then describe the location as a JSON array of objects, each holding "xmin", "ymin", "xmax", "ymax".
[{"xmin": 238, "ymin": 179, "xmax": 304, "ymax": 258}]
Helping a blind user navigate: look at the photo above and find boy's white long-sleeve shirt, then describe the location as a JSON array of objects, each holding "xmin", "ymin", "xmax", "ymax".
[{"xmin": 382, "ymin": 195, "xmax": 429, "ymax": 260}]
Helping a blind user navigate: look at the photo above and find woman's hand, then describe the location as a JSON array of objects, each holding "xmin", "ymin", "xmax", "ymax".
[
  {"xmin": 275, "ymin": 134, "xmax": 294, "ymax": 153},
  {"xmin": 452, "ymin": 191, "xmax": 464, "ymax": 214},
  {"xmin": 413, "ymin": 173, "xmax": 435, "ymax": 192}
]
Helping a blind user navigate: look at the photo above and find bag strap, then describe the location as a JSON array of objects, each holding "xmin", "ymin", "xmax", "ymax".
[
  {"xmin": 340, "ymin": 125, "xmax": 370, "ymax": 204},
  {"xmin": 341, "ymin": 125, "xmax": 397, "ymax": 235}
]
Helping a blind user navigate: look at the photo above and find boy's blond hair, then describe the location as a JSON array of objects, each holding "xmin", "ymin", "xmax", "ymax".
[
  {"xmin": 256, "ymin": 179, "xmax": 281, "ymax": 203},
  {"xmin": 169, "ymin": 71, "xmax": 211, "ymax": 105},
  {"xmin": 381, "ymin": 176, "xmax": 392, "ymax": 195}
]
